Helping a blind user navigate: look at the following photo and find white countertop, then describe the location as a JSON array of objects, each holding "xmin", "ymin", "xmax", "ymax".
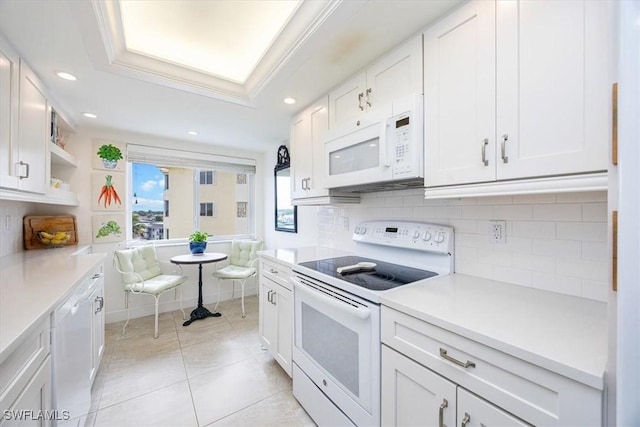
[
  {"xmin": 0, "ymin": 246, "xmax": 106, "ymax": 362},
  {"xmin": 258, "ymin": 246, "xmax": 353, "ymax": 266},
  {"xmin": 380, "ymin": 273, "xmax": 607, "ymax": 390}
]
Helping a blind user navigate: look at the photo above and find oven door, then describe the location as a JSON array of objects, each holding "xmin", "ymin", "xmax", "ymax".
[{"xmin": 292, "ymin": 273, "xmax": 380, "ymax": 426}]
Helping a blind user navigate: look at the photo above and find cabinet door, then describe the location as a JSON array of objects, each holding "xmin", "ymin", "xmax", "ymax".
[
  {"xmin": 290, "ymin": 111, "xmax": 311, "ymax": 199},
  {"xmin": 328, "ymin": 73, "xmax": 367, "ymax": 130},
  {"xmin": 366, "ymin": 35, "xmax": 422, "ymax": 116},
  {"xmin": 259, "ymin": 277, "xmax": 277, "ymax": 352},
  {"xmin": 274, "ymin": 286, "xmax": 292, "ymax": 376},
  {"xmin": 307, "ymin": 97, "xmax": 329, "ymax": 198},
  {"xmin": 0, "ymin": 37, "xmax": 19, "ymax": 189},
  {"xmin": 424, "ymin": 0, "xmax": 496, "ymax": 187},
  {"xmin": 90, "ymin": 280, "xmax": 105, "ymax": 384},
  {"xmin": 458, "ymin": 388, "xmax": 531, "ymax": 427},
  {"xmin": 382, "ymin": 346, "xmax": 456, "ymax": 427},
  {"xmin": 3, "ymin": 356, "xmax": 52, "ymax": 427},
  {"xmin": 17, "ymin": 61, "xmax": 48, "ymax": 194},
  {"xmin": 496, "ymin": 0, "xmax": 608, "ymax": 179}
]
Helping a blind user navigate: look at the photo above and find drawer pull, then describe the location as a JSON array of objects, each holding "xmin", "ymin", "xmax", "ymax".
[
  {"xmin": 440, "ymin": 348, "xmax": 476, "ymax": 369},
  {"xmin": 439, "ymin": 398, "xmax": 448, "ymax": 427},
  {"xmin": 461, "ymin": 413, "xmax": 470, "ymax": 427},
  {"xmin": 270, "ymin": 268, "xmax": 278, "ymax": 274}
]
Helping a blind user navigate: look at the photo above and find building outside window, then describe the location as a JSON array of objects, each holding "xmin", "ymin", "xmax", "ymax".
[{"xmin": 129, "ymin": 145, "xmax": 255, "ymax": 241}]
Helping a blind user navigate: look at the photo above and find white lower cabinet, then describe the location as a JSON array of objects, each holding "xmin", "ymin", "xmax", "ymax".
[
  {"xmin": 381, "ymin": 306, "xmax": 603, "ymax": 427},
  {"xmin": 89, "ymin": 273, "xmax": 105, "ymax": 385},
  {"xmin": 383, "ymin": 345, "xmax": 530, "ymax": 426},
  {"xmin": 0, "ymin": 319, "xmax": 52, "ymax": 427},
  {"xmin": 259, "ymin": 257, "xmax": 293, "ymax": 376}
]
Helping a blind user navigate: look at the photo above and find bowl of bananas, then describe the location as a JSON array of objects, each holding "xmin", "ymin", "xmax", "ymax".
[{"xmin": 37, "ymin": 231, "xmax": 71, "ymax": 247}]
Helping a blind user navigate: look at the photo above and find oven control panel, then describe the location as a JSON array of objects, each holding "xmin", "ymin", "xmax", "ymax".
[{"xmin": 353, "ymin": 221, "xmax": 453, "ymax": 254}]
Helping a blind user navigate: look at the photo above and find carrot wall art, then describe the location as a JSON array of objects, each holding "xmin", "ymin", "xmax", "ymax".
[{"xmin": 91, "ymin": 172, "xmax": 125, "ymax": 211}]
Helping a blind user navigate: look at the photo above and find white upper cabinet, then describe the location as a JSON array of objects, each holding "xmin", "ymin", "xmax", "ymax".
[
  {"xmin": 290, "ymin": 96, "xmax": 359, "ymax": 205},
  {"xmin": 17, "ymin": 60, "xmax": 49, "ymax": 194},
  {"xmin": 0, "ymin": 36, "xmax": 20, "ymax": 190},
  {"xmin": 424, "ymin": 0, "xmax": 608, "ymax": 190},
  {"xmin": 329, "ymin": 35, "xmax": 422, "ymax": 133},
  {"xmin": 495, "ymin": 0, "xmax": 608, "ymax": 179},
  {"xmin": 424, "ymin": 0, "xmax": 496, "ymax": 187}
]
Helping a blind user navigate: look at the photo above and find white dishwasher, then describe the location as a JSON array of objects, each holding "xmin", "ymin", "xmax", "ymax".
[{"xmin": 51, "ymin": 270, "xmax": 103, "ymax": 427}]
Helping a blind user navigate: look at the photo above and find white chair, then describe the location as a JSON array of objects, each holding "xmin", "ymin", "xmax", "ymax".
[
  {"xmin": 212, "ymin": 238, "xmax": 263, "ymax": 317},
  {"xmin": 113, "ymin": 242, "xmax": 187, "ymax": 338}
]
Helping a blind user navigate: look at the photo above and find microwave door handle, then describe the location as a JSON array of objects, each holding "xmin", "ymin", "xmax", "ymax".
[
  {"xmin": 379, "ymin": 120, "xmax": 391, "ymax": 168},
  {"xmin": 292, "ymin": 278, "xmax": 371, "ymax": 320}
]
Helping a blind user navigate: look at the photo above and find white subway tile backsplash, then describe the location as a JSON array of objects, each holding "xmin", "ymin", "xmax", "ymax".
[
  {"xmin": 557, "ymin": 222, "xmax": 607, "ymax": 242},
  {"xmin": 317, "ymin": 189, "xmax": 608, "ymax": 302},
  {"xmin": 511, "ymin": 221, "xmax": 556, "ymax": 239},
  {"xmin": 533, "ymin": 238, "xmax": 582, "ymax": 258},
  {"xmin": 461, "ymin": 205, "xmax": 493, "ymax": 219},
  {"xmin": 513, "ymin": 253, "xmax": 556, "ymax": 272},
  {"xmin": 533, "ymin": 203, "xmax": 582, "ymax": 221},
  {"xmin": 557, "ymin": 259, "xmax": 608, "ymax": 281},
  {"xmin": 582, "ymin": 241, "xmax": 608, "ymax": 261},
  {"xmin": 493, "ymin": 204, "xmax": 533, "ymax": 220},
  {"xmin": 582, "ymin": 202, "xmax": 608, "ymax": 222}
]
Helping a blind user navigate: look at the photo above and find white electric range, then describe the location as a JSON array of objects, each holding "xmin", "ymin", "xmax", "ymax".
[{"xmin": 291, "ymin": 220, "xmax": 454, "ymax": 426}]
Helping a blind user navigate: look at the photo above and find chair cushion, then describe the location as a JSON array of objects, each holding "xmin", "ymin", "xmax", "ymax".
[
  {"xmin": 211, "ymin": 265, "xmax": 256, "ymax": 280},
  {"xmin": 228, "ymin": 240, "xmax": 262, "ymax": 267},
  {"xmin": 114, "ymin": 246, "xmax": 163, "ymax": 284},
  {"xmin": 124, "ymin": 274, "xmax": 187, "ymax": 295}
]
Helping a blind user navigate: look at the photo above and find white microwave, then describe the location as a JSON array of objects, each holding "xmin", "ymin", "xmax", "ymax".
[{"xmin": 324, "ymin": 93, "xmax": 423, "ymax": 191}]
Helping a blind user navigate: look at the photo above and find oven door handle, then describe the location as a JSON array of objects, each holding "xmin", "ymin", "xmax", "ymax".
[{"xmin": 292, "ymin": 278, "xmax": 371, "ymax": 320}]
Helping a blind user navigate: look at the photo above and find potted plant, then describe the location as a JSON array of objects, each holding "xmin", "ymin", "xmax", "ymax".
[
  {"xmin": 97, "ymin": 144, "xmax": 123, "ymax": 169},
  {"xmin": 188, "ymin": 231, "xmax": 209, "ymax": 254}
]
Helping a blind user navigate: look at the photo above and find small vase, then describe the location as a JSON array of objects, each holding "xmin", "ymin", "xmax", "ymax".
[
  {"xmin": 102, "ymin": 159, "xmax": 118, "ymax": 169},
  {"xmin": 189, "ymin": 241, "xmax": 206, "ymax": 255}
]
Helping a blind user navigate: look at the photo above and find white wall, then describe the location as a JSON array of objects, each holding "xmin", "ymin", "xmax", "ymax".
[
  {"xmin": 262, "ymin": 143, "xmax": 319, "ymax": 250},
  {"xmin": 316, "ymin": 189, "xmax": 608, "ymax": 302}
]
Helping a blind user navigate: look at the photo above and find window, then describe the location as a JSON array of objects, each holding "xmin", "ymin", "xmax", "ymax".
[
  {"xmin": 200, "ymin": 202, "xmax": 216, "ymax": 217},
  {"xmin": 129, "ymin": 144, "xmax": 256, "ymax": 240},
  {"xmin": 199, "ymin": 170, "xmax": 215, "ymax": 185}
]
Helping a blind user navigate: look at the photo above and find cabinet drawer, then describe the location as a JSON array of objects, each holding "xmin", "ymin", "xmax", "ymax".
[
  {"xmin": 260, "ymin": 258, "xmax": 291, "ymax": 290},
  {"xmin": 381, "ymin": 306, "xmax": 602, "ymax": 426},
  {"xmin": 0, "ymin": 318, "xmax": 49, "ymax": 409}
]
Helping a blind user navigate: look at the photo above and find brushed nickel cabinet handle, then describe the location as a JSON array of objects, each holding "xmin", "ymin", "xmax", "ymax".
[
  {"xmin": 269, "ymin": 268, "xmax": 278, "ymax": 274},
  {"xmin": 439, "ymin": 398, "xmax": 448, "ymax": 427},
  {"xmin": 18, "ymin": 161, "xmax": 29, "ymax": 179},
  {"xmin": 358, "ymin": 92, "xmax": 365, "ymax": 111},
  {"xmin": 481, "ymin": 138, "xmax": 489, "ymax": 166},
  {"xmin": 501, "ymin": 133, "xmax": 509, "ymax": 163},
  {"xmin": 461, "ymin": 413, "xmax": 470, "ymax": 427},
  {"xmin": 366, "ymin": 88, "xmax": 372, "ymax": 107},
  {"xmin": 439, "ymin": 348, "xmax": 476, "ymax": 369}
]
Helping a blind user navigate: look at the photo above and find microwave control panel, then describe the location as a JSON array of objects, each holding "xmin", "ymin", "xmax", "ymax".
[{"xmin": 387, "ymin": 107, "xmax": 421, "ymax": 178}]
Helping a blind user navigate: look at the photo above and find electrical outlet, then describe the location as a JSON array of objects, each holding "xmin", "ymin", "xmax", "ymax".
[{"xmin": 489, "ymin": 220, "xmax": 506, "ymax": 244}]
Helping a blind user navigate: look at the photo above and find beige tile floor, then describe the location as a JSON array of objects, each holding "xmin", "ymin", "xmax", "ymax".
[{"xmin": 86, "ymin": 296, "xmax": 315, "ymax": 427}]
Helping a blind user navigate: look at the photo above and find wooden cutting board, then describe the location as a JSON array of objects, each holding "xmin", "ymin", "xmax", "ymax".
[{"xmin": 23, "ymin": 215, "xmax": 78, "ymax": 250}]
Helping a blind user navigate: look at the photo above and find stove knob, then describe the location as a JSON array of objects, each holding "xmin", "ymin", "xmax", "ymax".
[
  {"xmin": 360, "ymin": 227, "xmax": 367, "ymax": 235},
  {"xmin": 422, "ymin": 231, "xmax": 432, "ymax": 241},
  {"xmin": 413, "ymin": 230, "xmax": 420, "ymax": 239},
  {"xmin": 434, "ymin": 232, "xmax": 445, "ymax": 243},
  {"xmin": 354, "ymin": 226, "xmax": 361, "ymax": 235}
]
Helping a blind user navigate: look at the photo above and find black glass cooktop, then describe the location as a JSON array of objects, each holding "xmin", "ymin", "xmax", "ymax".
[{"xmin": 299, "ymin": 256, "xmax": 438, "ymax": 291}]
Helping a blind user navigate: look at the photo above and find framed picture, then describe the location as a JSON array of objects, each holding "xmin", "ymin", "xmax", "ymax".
[
  {"xmin": 92, "ymin": 172, "xmax": 125, "ymax": 211},
  {"xmin": 92, "ymin": 214, "xmax": 125, "ymax": 244},
  {"xmin": 93, "ymin": 140, "xmax": 126, "ymax": 171}
]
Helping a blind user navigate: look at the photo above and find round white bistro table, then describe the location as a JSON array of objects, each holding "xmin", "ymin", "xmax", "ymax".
[{"xmin": 170, "ymin": 252, "xmax": 227, "ymax": 326}]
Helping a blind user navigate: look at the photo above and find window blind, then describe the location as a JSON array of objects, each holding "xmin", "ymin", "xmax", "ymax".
[{"xmin": 127, "ymin": 144, "xmax": 256, "ymax": 174}]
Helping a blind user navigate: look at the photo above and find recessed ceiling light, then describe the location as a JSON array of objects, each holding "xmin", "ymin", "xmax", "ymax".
[
  {"xmin": 56, "ymin": 72, "xmax": 77, "ymax": 81},
  {"xmin": 187, "ymin": 131, "xmax": 198, "ymax": 135},
  {"xmin": 283, "ymin": 98, "xmax": 296, "ymax": 105},
  {"xmin": 82, "ymin": 112, "xmax": 98, "ymax": 119}
]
